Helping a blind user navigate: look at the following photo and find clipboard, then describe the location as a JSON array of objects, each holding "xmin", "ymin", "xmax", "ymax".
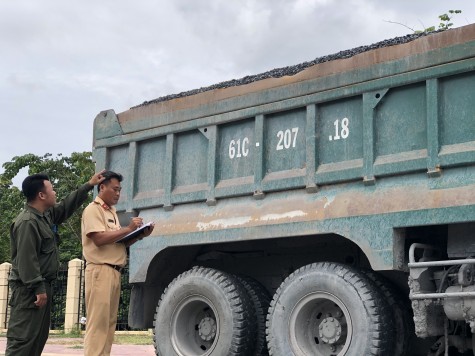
[{"xmin": 116, "ymin": 221, "xmax": 153, "ymax": 243}]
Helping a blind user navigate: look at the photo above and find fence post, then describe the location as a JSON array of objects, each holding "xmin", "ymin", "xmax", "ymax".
[
  {"xmin": 0, "ymin": 262, "xmax": 12, "ymax": 331},
  {"xmin": 64, "ymin": 258, "xmax": 83, "ymax": 333}
]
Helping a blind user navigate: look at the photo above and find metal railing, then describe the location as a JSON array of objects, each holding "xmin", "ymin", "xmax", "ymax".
[
  {"xmin": 2, "ymin": 259, "xmax": 140, "ymax": 331},
  {"xmin": 77, "ymin": 261, "xmax": 138, "ymax": 331},
  {"xmin": 51, "ymin": 263, "xmax": 68, "ymax": 329}
]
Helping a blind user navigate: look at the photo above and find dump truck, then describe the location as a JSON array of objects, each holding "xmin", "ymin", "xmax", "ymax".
[{"xmin": 92, "ymin": 24, "xmax": 475, "ymax": 355}]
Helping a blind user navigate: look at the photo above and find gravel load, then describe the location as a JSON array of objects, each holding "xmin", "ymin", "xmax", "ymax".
[{"xmin": 134, "ymin": 31, "xmax": 437, "ymax": 109}]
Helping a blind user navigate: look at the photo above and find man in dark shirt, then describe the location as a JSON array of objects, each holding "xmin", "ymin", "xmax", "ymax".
[{"xmin": 5, "ymin": 170, "xmax": 105, "ymax": 356}]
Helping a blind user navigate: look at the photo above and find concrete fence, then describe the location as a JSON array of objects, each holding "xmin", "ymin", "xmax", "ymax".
[
  {"xmin": 0, "ymin": 259, "xmax": 84, "ymax": 333},
  {"xmin": 0, "ymin": 263, "xmax": 10, "ymax": 332}
]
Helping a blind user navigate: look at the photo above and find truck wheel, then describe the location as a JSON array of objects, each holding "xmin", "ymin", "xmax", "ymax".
[
  {"xmin": 266, "ymin": 262, "xmax": 394, "ymax": 356},
  {"xmin": 236, "ymin": 275, "xmax": 271, "ymax": 355},
  {"xmin": 153, "ymin": 266, "xmax": 255, "ymax": 356},
  {"xmin": 363, "ymin": 270, "xmax": 414, "ymax": 356}
]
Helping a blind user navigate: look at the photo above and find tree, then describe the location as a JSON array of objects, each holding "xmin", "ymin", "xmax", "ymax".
[
  {"xmin": 421, "ymin": 10, "xmax": 462, "ymax": 33},
  {"xmin": 0, "ymin": 152, "xmax": 95, "ymax": 263},
  {"xmin": 386, "ymin": 9, "xmax": 462, "ymax": 33},
  {"xmin": 0, "ymin": 174, "xmax": 23, "ymax": 263}
]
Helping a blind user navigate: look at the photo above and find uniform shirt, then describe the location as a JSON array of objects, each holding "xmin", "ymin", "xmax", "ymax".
[
  {"xmin": 9, "ymin": 183, "xmax": 93, "ymax": 295},
  {"xmin": 81, "ymin": 196, "xmax": 127, "ymax": 267}
]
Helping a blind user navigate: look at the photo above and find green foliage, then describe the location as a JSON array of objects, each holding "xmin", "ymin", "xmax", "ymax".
[
  {"xmin": 0, "ymin": 180, "xmax": 23, "ymax": 263},
  {"xmin": 419, "ymin": 10, "xmax": 462, "ymax": 33},
  {"xmin": 388, "ymin": 10, "xmax": 463, "ymax": 34},
  {"xmin": 438, "ymin": 10, "xmax": 462, "ymax": 30},
  {"xmin": 0, "ymin": 152, "xmax": 95, "ymax": 264}
]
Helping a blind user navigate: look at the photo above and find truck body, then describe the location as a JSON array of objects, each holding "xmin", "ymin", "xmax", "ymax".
[{"xmin": 93, "ymin": 24, "xmax": 475, "ymax": 355}]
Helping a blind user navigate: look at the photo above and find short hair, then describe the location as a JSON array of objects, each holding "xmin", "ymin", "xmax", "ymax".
[
  {"xmin": 22, "ymin": 173, "xmax": 50, "ymax": 202},
  {"xmin": 97, "ymin": 170, "xmax": 123, "ymax": 193}
]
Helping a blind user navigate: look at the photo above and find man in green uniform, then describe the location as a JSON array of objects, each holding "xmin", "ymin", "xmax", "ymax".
[{"xmin": 5, "ymin": 170, "xmax": 105, "ymax": 356}]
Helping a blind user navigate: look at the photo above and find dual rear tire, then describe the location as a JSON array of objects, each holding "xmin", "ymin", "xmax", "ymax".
[
  {"xmin": 153, "ymin": 266, "xmax": 268, "ymax": 356},
  {"xmin": 154, "ymin": 263, "xmax": 404, "ymax": 355},
  {"xmin": 266, "ymin": 262, "xmax": 395, "ymax": 356}
]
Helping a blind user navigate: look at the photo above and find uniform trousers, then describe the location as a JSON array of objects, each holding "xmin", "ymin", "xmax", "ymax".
[
  {"xmin": 84, "ymin": 263, "xmax": 121, "ymax": 356},
  {"xmin": 5, "ymin": 281, "xmax": 52, "ymax": 356}
]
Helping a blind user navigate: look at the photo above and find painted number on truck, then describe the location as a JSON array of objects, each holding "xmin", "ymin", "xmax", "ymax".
[
  {"xmin": 276, "ymin": 127, "xmax": 299, "ymax": 150},
  {"xmin": 229, "ymin": 138, "xmax": 250, "ymax": 159},
  {"xmin": 329, "ymin": 118, "xmax": 349, "ymax": 141},
  {"xmin": 228, "ymin": 127, "xmax": 299, "ymax": 159}
]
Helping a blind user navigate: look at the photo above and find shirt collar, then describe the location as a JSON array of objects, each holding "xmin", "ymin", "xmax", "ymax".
[
  {"xmin": 24, "ymin": 204, "xmax": 45, "ymax": 217},
  {"xmin": 93, "ymin": 196, "xmax": 116, "ymax": 212}
]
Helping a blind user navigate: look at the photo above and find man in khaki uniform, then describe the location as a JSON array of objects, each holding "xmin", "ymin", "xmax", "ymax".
[{"xmin": 81, "ymin": 171, "xmax": 154, "ymax": 356}]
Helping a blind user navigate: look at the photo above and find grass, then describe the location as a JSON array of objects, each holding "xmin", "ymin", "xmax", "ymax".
[
  {"xmin": 69, "ymin": 344, "xmax": 85, "ymax": 349},
  {"xmin": 114, "ymin": 333, "xmax": 153, "ymax": 345},
  {"xmin": 50, "ymin": 331, "xmax": 154, "ymax": 345}
]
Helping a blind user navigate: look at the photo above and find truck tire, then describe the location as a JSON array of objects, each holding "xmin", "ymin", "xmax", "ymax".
[
  {"xmin": 363, "ymin": 270, "xmax": 414, "ymax": 356},
  {"xmin": 236, "ymin": 275, "xmax": 271, "ymax": 356},
  {"xmin": 153, "ymin": 266, "xmax": 255, "ymax": 356},
  {"xmin": 266, "ymin": 262, "xmax": 394, "ymax": 356}
]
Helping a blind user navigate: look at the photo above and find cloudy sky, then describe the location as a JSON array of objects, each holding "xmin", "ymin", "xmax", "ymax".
[{"xmin": 1, "ymin": 0, "xmax": 474, "ymax": 177}]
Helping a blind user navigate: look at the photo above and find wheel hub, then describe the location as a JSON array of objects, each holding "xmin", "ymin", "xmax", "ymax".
[
  {"xmin": 318, "ymin": 317, "xmax": 342, "ymax": 344},
  {"xmin": 198, "ymin": 316, "xmax": 217, "ymax": 341}
]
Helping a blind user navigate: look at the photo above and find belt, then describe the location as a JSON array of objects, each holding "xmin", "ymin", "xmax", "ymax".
[{"xmin": 104, "ymin": 263, "xmax": 124, "ymax": 273}]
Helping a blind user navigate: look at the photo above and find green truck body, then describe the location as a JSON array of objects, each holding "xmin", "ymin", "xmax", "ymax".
[{"xmin": 93, "ymin": 25, "xmax": 475, "ymax": 355}]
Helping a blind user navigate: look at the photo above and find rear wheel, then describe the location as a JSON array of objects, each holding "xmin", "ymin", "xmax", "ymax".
[
  {"xmin": 266, "ymin": 262, "xmax": 394, "ymax": 356},
  {"xmin": 153, "ymin": 266, "xmax": 256, "ymax": 356},
  {"xmin": 363, "ymin": 270, "xmax": 414, "ymax": 356},
  {"xmin": 236, "ymin": 275, "xmax": 271, "ymax": 355}
]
